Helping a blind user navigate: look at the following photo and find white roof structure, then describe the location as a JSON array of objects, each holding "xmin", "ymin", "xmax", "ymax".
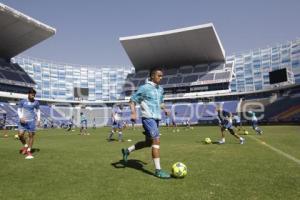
[
  {"xmin": 0, "ymin": 3, "xmax": 56, "ymax": 59},
  {"xmin": 120, "ymin": 23, "xmax": 225, "ymax": 70}
]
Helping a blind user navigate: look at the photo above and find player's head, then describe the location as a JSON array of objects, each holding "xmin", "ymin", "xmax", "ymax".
[
  {"xmin": 28, "ymin": 88, "xmax": 36, "ymax": 100},
  {"xmin": 80, "ymin": 112, "xmax": 83, "ymax": 115},
  {"xmin": 215, "ymin": 103, "xmax": 223, "ymax": 111},
  {"xmin": 149, "ymin": 67, "xmax": 163, "ymax": 84}
]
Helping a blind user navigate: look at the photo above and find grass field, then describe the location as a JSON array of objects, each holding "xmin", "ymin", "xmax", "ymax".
[{"xmin": 0, "ymin": 125, "xmax": 299, "ymax": 200}]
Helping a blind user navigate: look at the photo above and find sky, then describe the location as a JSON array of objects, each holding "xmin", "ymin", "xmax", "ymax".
[{"xmin": 1, "ymin": 0, "xmax": 300, "ymax": 67}]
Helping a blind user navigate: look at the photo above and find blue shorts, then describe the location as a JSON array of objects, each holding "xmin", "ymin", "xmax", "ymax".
[
  {"xmin": 142, "ymin": 118, "xmax": 159, "ymax": 139},
  {"xmin": 18, "ymin": 121, "xmax": 36, "ymax": 133},
  {"xmin": 165, "ymin": 118, "xmax": 170, "ymax": 126},
  {"xmin": 81, "ymin": 121, "xmax": 87, "ymax": 128},
  {"xmin": 221, "ymin": 121, "xmax": 233, "ymax": 130},
  {"xmin": 112, "ymin": 120, "xmax": 123, "ymax": 129}
]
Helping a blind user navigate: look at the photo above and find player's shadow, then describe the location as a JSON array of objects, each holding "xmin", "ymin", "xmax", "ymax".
[
  {"xmin": 111, "ymin": 159, "xmax": 153, "ymax": 176},
  {"xmin": 31, "ymin": 148, "xmax": 40, "ymax": 153}
]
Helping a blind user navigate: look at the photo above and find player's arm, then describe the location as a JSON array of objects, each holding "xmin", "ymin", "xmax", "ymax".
[
  {"xmin": 161, "ymin": 103, "xmax": 170, "ymax": 115},
  {"xmin": 36, "ymin": 109, "xmax": 41, "ymax": 126},
  {"xmin": 17, "ymin": 101, "xmax": 25, "ymax": 123},
  {"xmin": 160, "ymin": 88, "xmax": 169, "ymax": 114},
  {"xmin": 129, "ymin": 85, "xmax": 145, "ymax": 121},
  {"xmin": 111, "ymin": 111, "xmax": 116, "ymax": 121},
  {"xmin": 130, "ymin": 101, "xmax": 137, "ymax": 121}
]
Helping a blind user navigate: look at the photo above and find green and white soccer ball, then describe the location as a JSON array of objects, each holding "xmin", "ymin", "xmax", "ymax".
[
  {"xmin": 14, "ymin": 134, "xmax": 19, "ymax": 140},
  {"xmin": 244, "ymin": 131, "xmax": 249, "ymax": 135},
  {"xmin": 172, "ymin": 162, "xmax": 187, "ymax": 178},
  {"xmin": 205, "ymin": 137, "xmax": 212, "ymax": 144}
]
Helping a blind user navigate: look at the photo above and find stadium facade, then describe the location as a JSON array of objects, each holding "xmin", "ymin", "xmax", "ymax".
[
  {"xmin": 12, "ymin": 38, "xmax": 300, "ymax": 101},
  {"xmin": 228, "ymin": 39, "xmax": 300, "ymax": 93},
  {"xmin": 13, "ymin": 57, "xmax": 133, "ymax": 101}
]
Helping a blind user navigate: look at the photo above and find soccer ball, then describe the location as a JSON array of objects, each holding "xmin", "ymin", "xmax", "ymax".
[
  {"xmin": 205, "ymin": 137, "xmax": 212, "ymax": 144},
  {"xmin": 14, "ymin": 134, "xmax": 19, "ymax": 140},
  {"xmin": 172, "ymin": 162, "xmax": 187, "ymax": 178},
  {"xmin": 244, "ymin": 131, "xmax": 249, "ymax": 135}
]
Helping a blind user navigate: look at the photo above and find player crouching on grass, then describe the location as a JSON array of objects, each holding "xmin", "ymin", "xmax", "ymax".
[
  {"xmin": 18, "ymin": 88, "xmax": 40, "ymax": 159},
  {"xmin": 216, "ymin": 105, "xmax": 245, "ymax": 144},
  {"xmin": 121, "ymin": 67, "xmax": 171, "ymax": 179}
]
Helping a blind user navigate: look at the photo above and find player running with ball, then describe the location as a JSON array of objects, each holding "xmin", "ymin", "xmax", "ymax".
[{"xmin": 121, "ymin": 67, "xmax": 171, "ymax": 179}]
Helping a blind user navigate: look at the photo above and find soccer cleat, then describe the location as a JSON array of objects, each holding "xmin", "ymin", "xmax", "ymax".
[
  {"xmin": 155, "ymin": 169, "xmax": 171, "ymax": 179},
  {"xmin": 20, "ymin": 147, "xmax": 28, "ymax": 155},
  {"xmin": 240, "ymin": 137, "xmax": 245, "ymax": 144},
  {"xmin": 218, "ymin": 140, "xmax": 225, "ymax": 144},
  {"xmin": 122, "ymin": 148, "xmax": 129, "ymax": 163},
  {"xmin": 25, "ymin": 151, "xmax": 34, "ymax": 159}
]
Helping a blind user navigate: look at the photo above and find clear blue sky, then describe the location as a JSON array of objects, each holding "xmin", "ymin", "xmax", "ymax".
[{"xmin": 2, "ymin": 0, "xmax": 300, "ymax": 66}]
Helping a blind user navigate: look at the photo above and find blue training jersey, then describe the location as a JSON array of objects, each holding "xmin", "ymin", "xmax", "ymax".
[
  {"xmin": 112, "ymin": 107, "xmax": 123, "ymax": 121},
  {"xmin": 131, "ymin": 81, "xmax": 164, "ymax": 120},
  {"xmin": 248, "ymin": 111, "xmax": 258, "ymax": 121},
  {"xmin": 80, "ymin": 114, "xmax": 87, "ymax": 123},
  {"xmin": 233, "ymin": 115, "xmax": 241, "ymax": 123},
  {"xmin": 217, "ymin": 110, "xmax": 231, "ymax": 125},
  {"xmin": 18, "ymin": 99, "xmax": 40, "ymax": 122}
]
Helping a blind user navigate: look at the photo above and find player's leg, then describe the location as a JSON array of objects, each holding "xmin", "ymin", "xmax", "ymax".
[
  {"xmin": 122, "ymin": 119, "xmax": 153, "ymax": 161},
  {"xmin": 24, "ymin": 121, "xmax": 36, "ymax": 159},
  {"xmin": 228, "ymin": 127, "xmax": 245, "ymax": 144},
  {"xmin": 108, "ymin": 126, "xmax": 116, "ymax": 141},
  {"xmin": 252, "ymin": 121, "xmax": 262, "ymax": 135},
  {"xmin": 25, "ymin": 132, "xmax": 35, "ymax": 159},
  {"xmin": 18, "ymin": 122, "xmax": 29, "ymax": 154},
  {"xmin": 148, "ymin": 120, "xmax": 170, "ymax": 178},
  {"xmin": 117, "ymin": 123, "xmax": 123, "ymax": 142},
  {"xmin": 18, "ymin": 130, "xmax": 28, "ymax": 154},
  {"xmin": 80, "ymin": 123, "xmax": 83, "ymax": 134},
  {"xmin": 84, "ymin": 122, "xmax": 88, "ymax": 135},
  {"xmin": 218, "ymin": 126, "xmax": 226, "ymax": 144}
]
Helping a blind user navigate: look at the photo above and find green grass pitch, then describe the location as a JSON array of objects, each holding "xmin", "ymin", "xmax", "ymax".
[{"xmin": 0, "ymin": 125, "xmax": 299, "ymax": 200}]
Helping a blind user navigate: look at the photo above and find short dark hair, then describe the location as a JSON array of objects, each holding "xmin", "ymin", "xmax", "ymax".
[
  {"xmin": 149, "ymin": 67, "xmax": 163, "ymax": 78},
  {"xmin": 28, "ymin": 88, "xmax": 36, "ymax": 94}
]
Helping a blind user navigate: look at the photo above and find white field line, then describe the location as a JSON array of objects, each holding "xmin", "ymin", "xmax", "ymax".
[{"xmin": 248, "ymin": 135, "xmax": 300, "ymax": 165}]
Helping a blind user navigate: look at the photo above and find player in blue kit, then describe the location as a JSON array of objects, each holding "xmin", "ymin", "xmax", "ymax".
[
  {"xmin": 80, "ymin": 112, "xmax": 89, "ymax": 135},
  {"xmin": 248, "ymin": 111, "xmax": 263, "ymax": 135},
  {"xmin": 17, "ymin": 88, "xmax": 40, "ymax": 159},
  {"xmin": 121, "ymin": 67, "xmax": 171, "ymax": 179},
  {"xmin": 216, "ymin": 105, "xmax": 245, "ymax": 144},
  {"xmin": 232, "ymin": 113, "xmax": 247, "ymax": 134},
  {"xmin": 108, "ymin": 104, "xmax": 124, "ymax": 142}
]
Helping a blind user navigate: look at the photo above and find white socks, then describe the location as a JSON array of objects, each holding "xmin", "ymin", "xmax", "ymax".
[
  {"xmin": 153, "ymin": 158, "xmax": 161, "ymax": 170},
  {"xmin": 128, "ymin": 145, "xmax": 135, "ymax": 153}
]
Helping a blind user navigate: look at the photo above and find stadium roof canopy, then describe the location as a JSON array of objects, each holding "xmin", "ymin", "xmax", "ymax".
[
  {"xmin": 0, "ymin": 3, "xmax": 56, "ymax": 59},
  {"xmin": 120, "ymin": 23, "xmax": 225, "ymax": 70}
]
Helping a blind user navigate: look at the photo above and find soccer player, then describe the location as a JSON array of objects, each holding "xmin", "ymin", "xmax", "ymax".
[
  {"xmin": 216, "ymin": 105, "xmax": 245, "ymax": 144},
  {"xmin": 130, "ymin": 118, "xmax": 136, "ymax": 130},
  {"xmin": 185, "ymin": 117, "xmax": 191, "ymax": 129},
  {"xmin": 121, "ymin": 67, "xmax": 171, "ymax": 179},
  {"xmin": 232, "ymin": 113, "xmax": 247, "ymax": 134},
  {"xmin": 17, "ymin": 88, "xmax": 40, "ymax": 159},
  {"xmin": 80, "ymin": 112, "xmax": 88, "ymax": 135},
  {"xmin": 248, "ymin": 111, "xmax": 263, "ymax": 135},
  {"xmin": 66, "ymin": 117, "xmax": 74, "ymax": 132},
  {"xmin": 108, "ymin": 104, "xmax": 124, "ymax": 142},
  {"xmin": 165, "ymin": 111, "xmax": 171, "ymax": 127},
  {"xmin": 93, "ymin": 117, "xmax": 96, "ymax": 129}
]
